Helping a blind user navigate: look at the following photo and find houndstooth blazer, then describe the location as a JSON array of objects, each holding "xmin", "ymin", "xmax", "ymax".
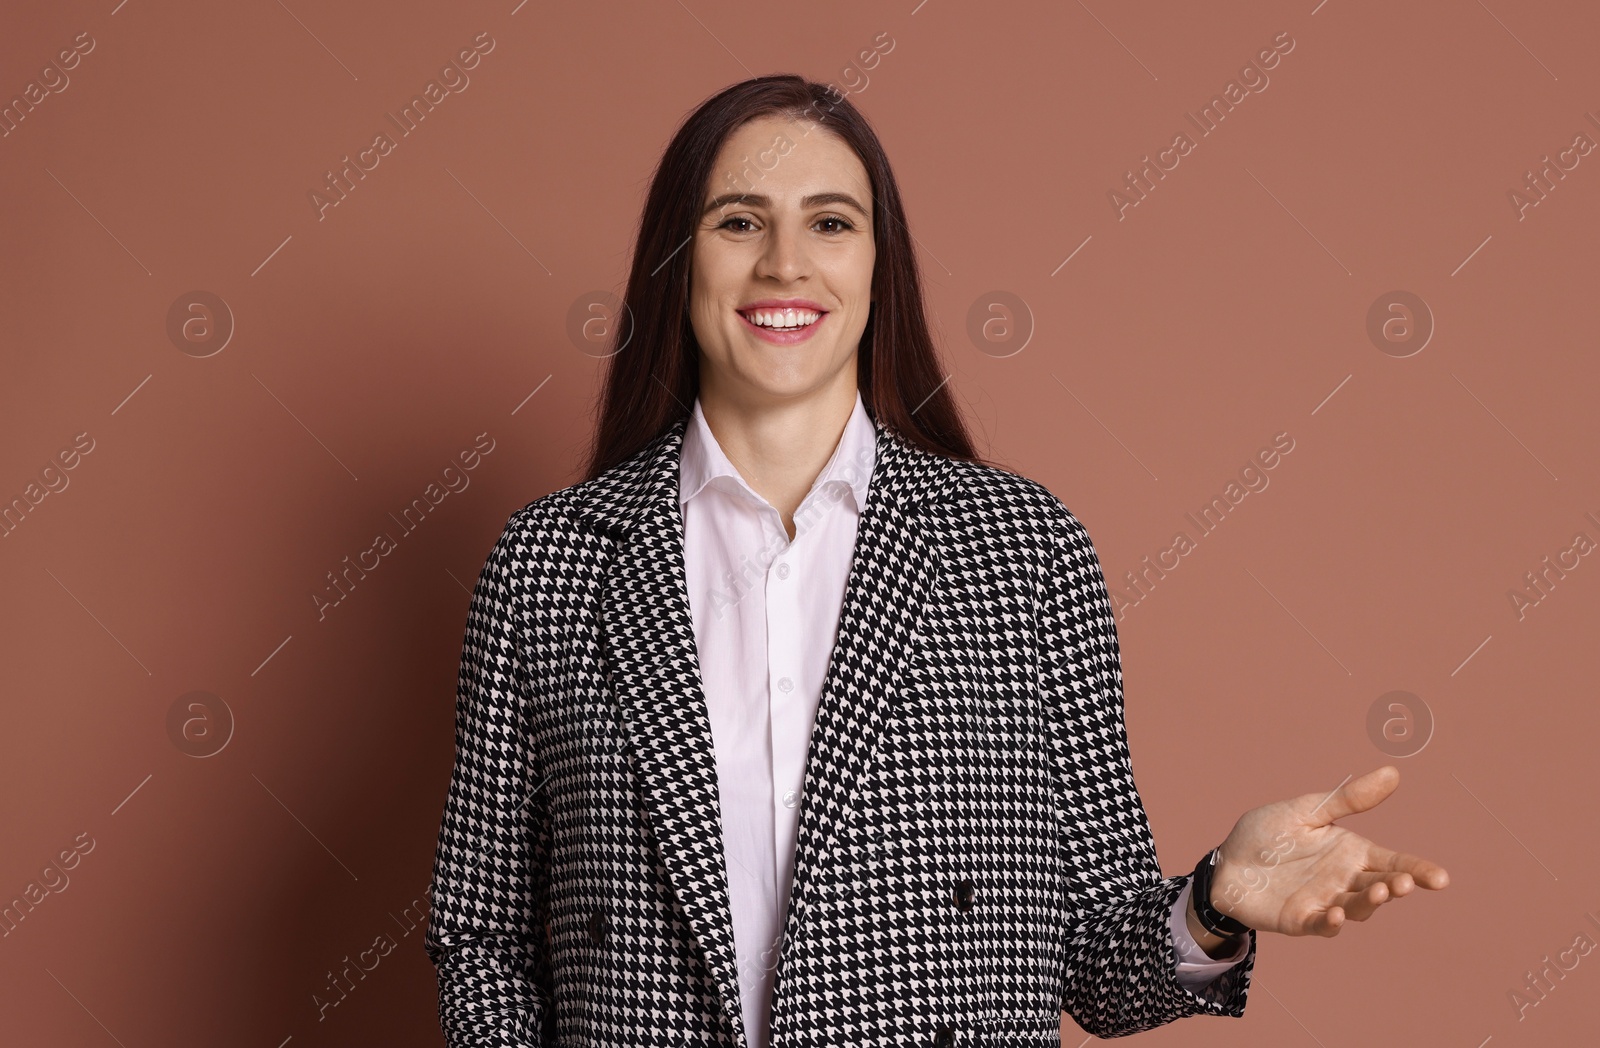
[{"xmin": 424, "ymin": 409, "xmax": 1257, "ymax": 1047}]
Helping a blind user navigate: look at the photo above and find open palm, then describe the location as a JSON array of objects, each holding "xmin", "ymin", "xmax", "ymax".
[{"xmin": 1209, "ymin": 765, "xmax": 1450, "ymax": 937}]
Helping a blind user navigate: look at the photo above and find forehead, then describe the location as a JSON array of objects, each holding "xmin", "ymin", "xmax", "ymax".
[{"xmin": 706, "ymin": 114, "xmax": 871, "ymax": 203}]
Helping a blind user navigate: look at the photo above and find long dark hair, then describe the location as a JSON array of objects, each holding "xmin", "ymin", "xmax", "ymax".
[{"xmin": 582, "ymin": 74, "xmax": 987, "ymax": 481}]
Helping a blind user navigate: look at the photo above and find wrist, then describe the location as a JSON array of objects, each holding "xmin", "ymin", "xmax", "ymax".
[
  {"xmin": 1185, "ymin": 888, "xmax": 1245, "ymax": 957},
  {"xmin": 1189, "ymin": 846, "xmax": 1252, "ymax": 940}
]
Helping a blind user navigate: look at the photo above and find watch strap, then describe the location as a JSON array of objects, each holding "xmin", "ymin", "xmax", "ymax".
[{"xmin": 1190, "ymin": 846, "xmax": 1252, "ymax": 937}]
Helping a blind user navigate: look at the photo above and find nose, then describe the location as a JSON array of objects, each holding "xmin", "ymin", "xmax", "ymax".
[{"xmin": 754, "ymin": 219, "xmax": 809, "ymax": 283}]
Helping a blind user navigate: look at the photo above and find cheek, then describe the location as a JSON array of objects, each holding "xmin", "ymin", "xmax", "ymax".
[
  {"xmin": 822, "ymin": 246, "xmax": 874, "ymax": 295},
  {"xmin": 686, "ymin": 265, "xmax": 720, "ymax": 328},
  {"xmin": 850, "ymin": 247, "xmax": 876, "ymax": 303},
  {"xmin": 689, "ymin": 247, "xmax": 741, "ymax": 316},
  {"xmin": 845, "ymin": 256, "xmax": 877, "ymax": 317}
]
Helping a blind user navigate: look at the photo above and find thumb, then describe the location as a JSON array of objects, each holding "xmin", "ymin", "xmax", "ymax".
[{"xmin": 1304, "ymin": 765, "xmax": 1401, "ymax": 827}]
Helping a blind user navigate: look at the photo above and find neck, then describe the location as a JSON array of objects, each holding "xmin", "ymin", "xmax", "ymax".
[{"xmin": 696, "ymin": 380, "xmax": 858, "ymax": 533}]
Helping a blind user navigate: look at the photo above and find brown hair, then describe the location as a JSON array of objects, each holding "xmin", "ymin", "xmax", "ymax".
[{"xmin": 582, "ymin": 73, "xmax": 988, "ymax": 482}]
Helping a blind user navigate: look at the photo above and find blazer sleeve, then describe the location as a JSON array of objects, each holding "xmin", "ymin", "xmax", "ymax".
[
  {"xmin": 424, "ymin": 510, "xmax": 556, "ymax": 1046},
  {"xmin": 1034, "ymin": 494, "xmax": 1255, "ymax": 1037}
]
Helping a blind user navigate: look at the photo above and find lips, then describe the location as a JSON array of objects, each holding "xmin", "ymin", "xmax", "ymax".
[
  {"xmin": 736, "ymin": 303, "xmax": 829, "ymax": 345},
  {"xmin": 736, "ymin": 299, "xmax": 828, "ymax": 329}
]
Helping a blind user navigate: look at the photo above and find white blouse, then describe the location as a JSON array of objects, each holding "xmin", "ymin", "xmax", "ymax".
[{"xmin": 678, "ymin": 389, "xmax": 1246, "ymax": 1048}]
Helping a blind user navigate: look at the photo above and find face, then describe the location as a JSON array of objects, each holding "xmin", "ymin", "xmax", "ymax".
[{"xmin": 688, "ymin": 114, "xmax": 876, "ymax": 412}]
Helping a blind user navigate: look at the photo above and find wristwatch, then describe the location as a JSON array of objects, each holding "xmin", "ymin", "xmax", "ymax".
[{"xmin": 1190, "ymin": 846, "xmax": 1251, "ymax": 937}]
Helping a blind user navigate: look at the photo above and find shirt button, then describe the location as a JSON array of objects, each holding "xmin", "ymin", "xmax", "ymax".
[
  {"xmin": 782, "ymin": 789, "xmax": 799, "ymax": 808},
  {"xmin": 776, "ymin": 562, "xmax": 790, "ymax": 579},
  {"xmin": 777, "ymin": 677, "xmax": 793, "ymax": 693}
]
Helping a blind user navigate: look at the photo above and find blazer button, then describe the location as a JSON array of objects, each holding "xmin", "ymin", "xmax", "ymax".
[
  {"xmin": 952, "ymin": 878, "xmax": 975, "ymax": 912},
  {"xmin": 587, "ymin": 908, "xmax": 610, "ymax": 945},
  {"xmin": 933, "ymin": 1024, "xmax": 955, "ymax": 1048}
]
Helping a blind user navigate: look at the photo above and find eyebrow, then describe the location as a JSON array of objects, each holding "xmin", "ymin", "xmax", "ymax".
[{"xmin": 701, "ymin": 191, "xmax": 871, "ymax": 220}]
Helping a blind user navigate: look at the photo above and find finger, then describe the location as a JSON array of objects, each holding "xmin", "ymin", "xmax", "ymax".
[
  {"xmin": 1303, "ymin": 766, "xmax": 1401, "ymax": 827},
  {"xmin": 1333, "ymin": 880, "xmax": 1397, "ymax": 922},
  {"xmin": 1345, "ymin": 870, "xmax": 1411, "ymax": 898},
  {"xmin": 1331, "ymin": 865, "xmax": 1411, "ymax": 894},
  {"xmin": 1360, "ymin": 842, "xmax": 1451, "ymax": 889},
  {"xmin": 1288, "ymin": 895, "xmax": 1346, "ymax": 937},
  {"xmin": 1314, "ymin": 904, "xmax": 1346, "ymax": 937},
  {"xmin": 1386, "ymin": 855, "xmax": 1449, "ymax": 890}
]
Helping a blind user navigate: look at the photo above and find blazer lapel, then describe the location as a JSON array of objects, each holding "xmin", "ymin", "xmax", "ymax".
[
  {"xmin": 772, "ymin": 416, "xmax": 949, "ymax": 996},
  {"xmin": 589, "ymin": 409, "xmax": 955, "ymax": 1047},
  {"xmin": 595, "ymin": 416, "xmax": 753, "ymax": 1044}
]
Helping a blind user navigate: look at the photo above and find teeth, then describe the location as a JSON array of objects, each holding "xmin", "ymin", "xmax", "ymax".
[{"xmin": 742, "ymin": 308, "xmax": 822, "ymax": 329}]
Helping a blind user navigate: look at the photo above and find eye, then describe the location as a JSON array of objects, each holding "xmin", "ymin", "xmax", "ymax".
[
  {"xmin": 717, "ymin": 215, "xmax": 756, "ymax": 233},
  {"xmin": 816, "ymin": 214, "xmax": 855, "ymax": 234}
]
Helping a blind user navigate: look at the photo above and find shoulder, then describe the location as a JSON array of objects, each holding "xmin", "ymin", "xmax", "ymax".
[
  {"xmin": 508, "ymin": 484, "xmax": 585, "ymax": 535},
  {"xmin": 489, "ymin": 431, "xmax": 658, "ymax": 564},
  {"xmin": 488, "ymin": 484, "xmax": 595, "ymax": 576},
  {"xmin": 942, "ymin": 455, "xmax": 1091, "ymax": 549}
]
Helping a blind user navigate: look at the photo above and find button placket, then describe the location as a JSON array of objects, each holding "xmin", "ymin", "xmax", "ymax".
[{"xmin": 768, "ymin": 525, "xmax": 806, "ymax": 882}]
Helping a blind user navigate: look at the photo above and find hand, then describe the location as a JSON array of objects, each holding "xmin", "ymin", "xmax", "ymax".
[{"xmin": 1206, "ymin": 765, "xmax": 1450, "ymax": 937}]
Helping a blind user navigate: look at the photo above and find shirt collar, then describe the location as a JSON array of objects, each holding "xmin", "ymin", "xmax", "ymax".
[{"xmin": 679, "ymin": 388, "xmax": 876, "ymax": 514}]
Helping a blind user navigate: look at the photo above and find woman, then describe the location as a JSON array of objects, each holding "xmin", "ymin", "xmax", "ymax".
[{"xmin": 424, "ymin": 75, "xmax": 1448, "ymax": 1048}]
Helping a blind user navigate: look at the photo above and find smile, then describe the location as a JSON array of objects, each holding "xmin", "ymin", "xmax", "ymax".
[{"xmin": 737, "ymin": 306, "xmax": 827, "ymax": 345}]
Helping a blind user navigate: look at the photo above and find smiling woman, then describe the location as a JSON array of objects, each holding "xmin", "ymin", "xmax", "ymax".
[
  {"xmin": 580, "ymin": 76, "xmax": 978, "ymax": 490},
  {"xmin": 686, "ymin": 113, "xmax": 881, "ymax": 477},
  {"xmin": 424, "ymin": 73, "xmax": 1447, "ymax": 1048}
]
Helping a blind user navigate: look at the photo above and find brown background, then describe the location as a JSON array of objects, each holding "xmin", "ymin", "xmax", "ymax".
[{"xmin": 3, "ymin": 0, "xmax": 1598, "ymax": 1044}]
